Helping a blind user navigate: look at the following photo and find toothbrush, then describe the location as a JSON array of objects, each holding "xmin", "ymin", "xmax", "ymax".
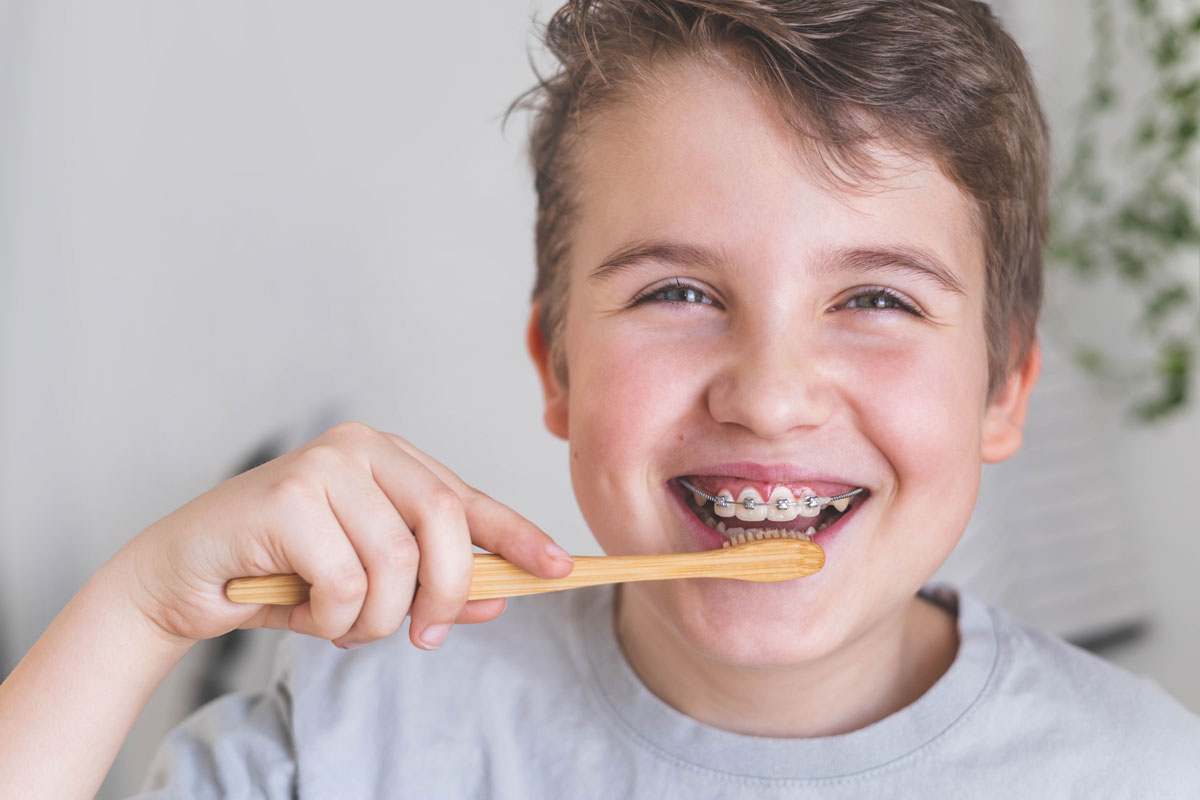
[{"xmin": 224, "ymin": 531, "xmax": 823, "ymax": 606}]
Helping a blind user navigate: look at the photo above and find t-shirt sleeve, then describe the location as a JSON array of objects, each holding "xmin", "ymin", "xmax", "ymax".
[{"xmin": 130, "ymin": 666, "xmax": 296, "ymax": 798}]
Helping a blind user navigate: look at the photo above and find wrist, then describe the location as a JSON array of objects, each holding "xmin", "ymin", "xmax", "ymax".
[{"xmin": 98, "ymin": 538, "xmax": 199, "ymax": 655}]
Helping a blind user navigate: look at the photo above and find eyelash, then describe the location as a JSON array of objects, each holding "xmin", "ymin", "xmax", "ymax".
[
  {"xmin": 834, "ymin": 286, "xmax": 924, "ymax": 317},
  {"xmin": 631, "ymin": 280, "xmax": 924, "ymax": 317},
  {"xmin": 631, "ymin": 279, "xmax": 718, "ymax": 308}
]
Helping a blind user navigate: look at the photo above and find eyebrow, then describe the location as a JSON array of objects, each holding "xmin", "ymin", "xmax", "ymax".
[
  {"xmin": 590, "ymin": 238, "xmax": 966, "ymax": 295},
  {"xmin": 822, "ymin": 245, "xmax": 967, "ymax": 295},
  {"xmin": 589, "ymin": 240, "xmax": 732, "ymax": 282}
]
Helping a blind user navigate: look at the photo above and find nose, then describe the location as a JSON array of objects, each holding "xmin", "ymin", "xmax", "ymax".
[{"xmin": 705, "ymin": 318, "xmax": 835, "ymax": 438}]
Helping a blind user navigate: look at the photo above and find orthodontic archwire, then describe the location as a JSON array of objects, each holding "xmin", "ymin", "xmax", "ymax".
[{"xmin": 677, "ymin": 477, "xmax": 864, "ymax": 511}]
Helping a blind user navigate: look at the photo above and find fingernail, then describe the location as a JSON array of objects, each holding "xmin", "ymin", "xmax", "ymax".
[
  {"xmin": 545, "ymin": 541, "xmax": 571, "ymax": 560},
  {"xmin": 420, "ymin": 624, "xmax": 451, "ymax": 649},
  {"xmin": 334, "ymin": 640, "xmax": 364, "ymax": 651}
]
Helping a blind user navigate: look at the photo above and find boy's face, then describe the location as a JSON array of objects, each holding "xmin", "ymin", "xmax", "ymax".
[{"xmin": 530, "ymin": 60, "xmax": 1036, "ymax": 666}]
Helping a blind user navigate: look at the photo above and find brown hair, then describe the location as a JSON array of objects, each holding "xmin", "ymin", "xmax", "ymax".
[{"xmin": 515, "ymin": 0, "xmax": 1049, "ymax": 397}]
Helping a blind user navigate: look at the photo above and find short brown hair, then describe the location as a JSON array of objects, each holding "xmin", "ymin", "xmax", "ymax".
[{"xmin": 515, "ymin": 0, "xmax": 1049, "ymax": 397}]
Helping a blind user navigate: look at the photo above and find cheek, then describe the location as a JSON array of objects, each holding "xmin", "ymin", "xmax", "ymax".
[
  {"xmin": 840, "ymin": 327, "xmax": 988, "ymax": 502},
  {"xmin": 563, "ymin": 318, "xmax": 700, "ymax": 509}
]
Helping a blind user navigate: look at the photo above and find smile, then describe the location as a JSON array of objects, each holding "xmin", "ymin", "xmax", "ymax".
[{"xmin": 676, "ymin": 476, "xmax": 867, "ymax": 543}]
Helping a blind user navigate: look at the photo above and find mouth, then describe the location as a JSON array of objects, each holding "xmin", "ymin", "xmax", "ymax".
[{"xmin": 672, "ymin": 475, "xmax": 868, "ymax": 549}]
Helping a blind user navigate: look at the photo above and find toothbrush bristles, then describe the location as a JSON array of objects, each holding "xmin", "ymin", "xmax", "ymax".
[{"xmin": 721, "ymin": 529, "xmax": 810, "ymax": 548}]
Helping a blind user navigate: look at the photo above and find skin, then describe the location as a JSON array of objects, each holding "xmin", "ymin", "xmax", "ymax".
[
  {"xmin": 527, "ymin": 58, "xmax": 1040, "ymax": 737},
  {"xmin": 0, "ymin": 54, "xmax": 1039, "ymax": 799},
  {"xmin": 0, "ymin": 427, "xmax": 574, "ymax": 797}
]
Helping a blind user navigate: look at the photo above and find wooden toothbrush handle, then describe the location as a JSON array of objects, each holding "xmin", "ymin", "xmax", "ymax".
[{"xmin": 225, "ymin": 541, "xmax": 823, "ymax": 606}]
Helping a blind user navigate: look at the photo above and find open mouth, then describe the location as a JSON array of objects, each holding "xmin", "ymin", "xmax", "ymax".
[{"xmin": 674, "ymin": 475, "xmax": 868, "ymax": 546}]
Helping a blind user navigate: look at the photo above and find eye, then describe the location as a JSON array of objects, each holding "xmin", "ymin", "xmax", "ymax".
[
  {"xmin": 833, "ymin": 286, "xmax": 924, "ymax": 317},
  {"xmin": 631, "ymin": 279, "xmax": 718, "ymax": 308}
]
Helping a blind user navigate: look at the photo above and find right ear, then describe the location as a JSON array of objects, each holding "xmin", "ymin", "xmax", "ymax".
[{"xmin": 526, "ymin": 303, "xmax": 569, "ymax": 440}]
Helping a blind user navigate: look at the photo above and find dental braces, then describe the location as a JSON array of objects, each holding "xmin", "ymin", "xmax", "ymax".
[{"xmin": 678, "ymin": 477, "xmax": 864, "ymax": 511}]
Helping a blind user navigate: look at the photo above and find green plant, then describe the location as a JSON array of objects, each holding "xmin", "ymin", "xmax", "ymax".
[{"xmin": 1048, "ymin": 0, "xmax": 1199, "ymax": 421}]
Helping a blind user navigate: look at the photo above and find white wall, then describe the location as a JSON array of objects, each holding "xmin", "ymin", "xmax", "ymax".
[{"xmin": 0, "ymin": 2, "xmax": 1194, "ymax": 797}]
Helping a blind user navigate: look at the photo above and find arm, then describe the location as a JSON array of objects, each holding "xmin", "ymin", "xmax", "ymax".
[
  {"xmin": 0, "ymin": 422, "xmax": 573, "ymax": 799},
  {"xmin": 0, "ymin": 549, "xmax": 193, "ymax": 799}
]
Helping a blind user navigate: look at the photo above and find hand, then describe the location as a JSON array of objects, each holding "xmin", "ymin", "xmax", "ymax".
[{"xmin": 119, "ymin": 421, "xmax": 574, "ymax": 650}]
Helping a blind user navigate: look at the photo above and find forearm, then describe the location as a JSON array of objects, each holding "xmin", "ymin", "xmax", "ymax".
[{"xmin": 0, "ymin": 554, "xmax": 196, "ymax": 799}]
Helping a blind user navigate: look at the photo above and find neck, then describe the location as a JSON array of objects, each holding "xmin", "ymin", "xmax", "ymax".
[{"xmin": 614, "ymin": 589, "xmax": 958, "ymax": 738}]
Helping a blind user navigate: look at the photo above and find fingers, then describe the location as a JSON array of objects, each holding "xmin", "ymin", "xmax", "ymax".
[
  {"xmin": 323, "ymin": 471, "xmax": 419, "ymax": 649},
  {"xmin": 457, "ymin": 598, "xmax": 506, "ymax": 624},
  {"xmin": 381, "ymin": 432, "xmax": 574, "ymax": 580},
  {"xmin": 364, "ymin": 444, "xmax": 476, "ymax": 650},
  {"xmin": 247, "ymin": 423, "xmax": 564, "ymax": 652},
  {"xmin": 462, "ymin": 496, "xmax": 575, "ymax": 580},
  {"xmin": 261, "ymin": 479, "xmax": 368, "ymax": 641}
]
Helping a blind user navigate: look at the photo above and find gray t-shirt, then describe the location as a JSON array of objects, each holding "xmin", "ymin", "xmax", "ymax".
[{"xmin": 137, "ymin": 585, "xmax": 1200, "ymax": 798}]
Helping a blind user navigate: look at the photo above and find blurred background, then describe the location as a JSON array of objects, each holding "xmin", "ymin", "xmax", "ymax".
[{"xmin": 0, "ymin": 1, "xmax": 1195, "ymax": 796}]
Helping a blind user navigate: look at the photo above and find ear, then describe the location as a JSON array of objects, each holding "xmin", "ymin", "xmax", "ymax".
[
  {"xmin": 526, "ymin": 303, "xmax": 569, "ymax": 440},
  {"xmin": 981, "ymin": 338, "xmax": 1041, "ymax": 463}
]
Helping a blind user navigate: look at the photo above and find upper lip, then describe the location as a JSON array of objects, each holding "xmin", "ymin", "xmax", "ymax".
[{"xmin": 677, "ymin": 461, "xmax": 866, "ymax": 489}]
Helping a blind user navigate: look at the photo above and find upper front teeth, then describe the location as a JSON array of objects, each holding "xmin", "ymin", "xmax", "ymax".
[
  {"xmin": 735, "ymin": 488, "xmax": 767, "ymax": 521},
  {"xmin": 767, "ymin": 486, "xmax": 798, "ymax": 522},
  {"xmin": 682, "ymin": 478, "xmax": 861, "ymax": 519}
]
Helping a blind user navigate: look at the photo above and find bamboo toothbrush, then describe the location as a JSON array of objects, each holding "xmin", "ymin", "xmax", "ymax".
[{"xmin": 225, "ymin": 531, "xmax": 823, "ymax": 606}]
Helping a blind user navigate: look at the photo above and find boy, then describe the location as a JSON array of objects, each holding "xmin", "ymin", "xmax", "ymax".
[{"xmin": 2, "ymin": 1, "xmax": 1197, "ymax": 797}]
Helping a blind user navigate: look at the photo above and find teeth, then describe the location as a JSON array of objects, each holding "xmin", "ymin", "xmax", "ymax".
[
  {"xmin": 690, "ymin": 488, "xmax": 709, "ymax": 506},
  {"xmin": 805, "ymin": 526, "xmax": 816, "ymax": 538},
  {"xmin": 716, "ymin": 521, "xmax": 726, "ymax": 534},
  {"xmin": 766, "ymin": 486, "xmax": 799, "ymax": 522},
  {"xmin": 797, "ymin": 488, "xmax": 820, "ymax": 518},
  {"xmin": 734, "ymin": 488, "xmax": 767, "ymax": 522},
  {"xmin": 832, "ymin": 497, "xmax": 850, "ymax": 513},
  {"xmin": 725, "ymin": 526, "xmax": 745, "ymax": 537},
  {"xmin": 705, "ymin": 515, "xmax": 718, "ymax": 530},
  {"xmin": 713, "ymin": 490, "xmax": 736, "ymax": 518}
]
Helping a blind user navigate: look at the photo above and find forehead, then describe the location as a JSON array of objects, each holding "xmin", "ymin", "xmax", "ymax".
[{"xmin": 569, "ymin": 59, "xmax": 983, "ymax": 290}]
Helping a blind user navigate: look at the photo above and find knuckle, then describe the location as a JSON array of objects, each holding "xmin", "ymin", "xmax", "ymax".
[
  {"xmin": 357, "ymin": 615, "xmax": 401, "ymax": 641},
  {"xmin": 266, "ymin": 476, "xmax": 318, "ymax": 511},
  {"xmin": 324, "ymin": 420, "xmax": 377, "ymax": 446},
  {"xmin": 422, "ymin": 487, "xmax": 463, "ymax": 521},
  {"xmin": 380, "ymin": 534, "xmax": 420, "ymax": 573},
  {"xmin": 323, "ymin": 566, "xmax": 368, "ymax": 606},
  {"xmin": 299, "ymin": 443, "xmax": 352, "ymax": 474},
  {"xmin": 419, "ymin": 566, "xmax": 472, "ymax": 608},
  {"xmin": 385, "ymin": 432, "xmax": 414, "ymax": 452}
]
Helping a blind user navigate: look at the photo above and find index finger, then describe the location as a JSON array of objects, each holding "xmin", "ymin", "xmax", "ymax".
[{"xmin": 380, "ymin": 433, "xmax": 573, "ymax": 580}]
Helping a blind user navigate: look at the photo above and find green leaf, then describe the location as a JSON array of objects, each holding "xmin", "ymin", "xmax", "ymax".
[
  {"xmin": 1134, "ymin": 340, "xmax": 1192, "ymax": 421},
  {"xmin": 1141, "ymin": 284, "xmax": 1191, "ymax": 328},
  {"xmin": 1156, "ymin": 29, "xmax": 1182, "ymax": 67}
]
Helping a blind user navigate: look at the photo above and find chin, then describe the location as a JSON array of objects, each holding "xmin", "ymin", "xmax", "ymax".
[{"xmin": 640, "ymin": 575, "xmax": 852, "ymax": 667}]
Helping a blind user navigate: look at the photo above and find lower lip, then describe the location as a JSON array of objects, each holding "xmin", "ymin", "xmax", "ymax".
[{"xmin": 667, "ymin": 480, "xmax": 864, "ymax": 553}]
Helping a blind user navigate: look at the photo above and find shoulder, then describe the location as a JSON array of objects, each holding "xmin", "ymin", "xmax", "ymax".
[{"xmin": 971, "ymin": 596, "xmax": 1200, "ymax": 790}]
